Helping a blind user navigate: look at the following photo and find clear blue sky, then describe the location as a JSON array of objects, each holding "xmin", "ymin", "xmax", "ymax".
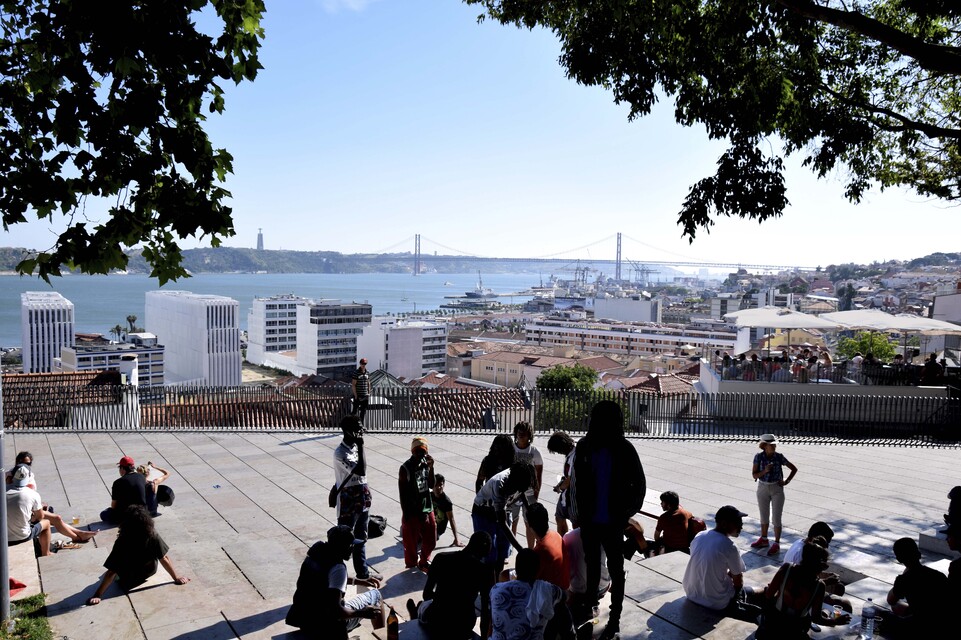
[{"xmin": 3, "ymin": 0, "xmax": 957, "ymax": 268}]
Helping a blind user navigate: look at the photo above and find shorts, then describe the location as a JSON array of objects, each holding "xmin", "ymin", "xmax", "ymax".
[
  {"xmin": 8, "ymin": 521, "xmax": 42, "ymax": 545},
  {"xmin": 555, "ymin": 500, "xmax": 572, "ymax": 522}
]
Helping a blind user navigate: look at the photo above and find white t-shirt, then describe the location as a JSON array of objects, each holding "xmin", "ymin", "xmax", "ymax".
[
  {"xmin": 683, "ymin": 530, "xmax": 746, "ymax": 610},
  {"xmin": 474, "ymin": 468, "xmax": 524, "ymax": 512},
  {"xmin": 490, "ymin": 579, "xmax": 562, "ymax": 640},
  {"xmin": 783, "ymin": 538, "xmax": 805, "ymax": 564},
  {"xmin": 327, "ymin": 562, "xmax": 348, "ymax": 594},
  {"xmin": 563, "ymin": 528, "xmax": 610, "ymax": 596},
  {"xmin": 6, "ymin": 487, "xmax": 42, "ymax": 541}
]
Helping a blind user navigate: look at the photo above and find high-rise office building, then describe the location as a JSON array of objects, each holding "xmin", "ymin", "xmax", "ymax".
[
  {"xmin": 145, "ymin": 291, "xmax": 241, "ymax": 386},
  {"xmin": 246, "ymin": 294, "xmax": 307, "ymax": 366},
  {"xmin": 21, "ymin": 291, "xmax": 75, "ymax": 373},
  {"xmin": 296, "ymin": 299, "xmax": 372, "ymax": 379}
]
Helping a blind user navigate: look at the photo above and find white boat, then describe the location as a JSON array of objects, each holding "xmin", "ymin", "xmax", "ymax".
[{"xmin": 465, "ymin": 271, "xmax": 496, "ymax": 299}]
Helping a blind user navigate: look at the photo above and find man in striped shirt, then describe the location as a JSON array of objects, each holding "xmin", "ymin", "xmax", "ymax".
[{"xmin": 351, "ymin": 358, "xmax": 370, "ymax": 423}]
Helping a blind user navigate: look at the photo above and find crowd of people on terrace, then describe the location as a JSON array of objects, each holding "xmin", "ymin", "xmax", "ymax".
[
  {"xmin": 713, "ymin": 347, "xmax": 950, "ymax": 386},
  {"xmin": 284, "ymin": 389, "xmax": 960, "ymax": 640}
]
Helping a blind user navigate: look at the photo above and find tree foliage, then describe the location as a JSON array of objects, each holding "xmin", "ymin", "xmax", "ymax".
[
  {"xmin": 0, "ymin": 0, "xmax": 265, "ymax": 283},
  {"xmin": 466, "ymin": 1, "xmax": 961, "ymax": 238},
  {"xmin": 836, "ymin": 331, "xmax": 896, "ymax": 361},
  {"xmin": 535, "ymin": 363, "xmax": 599, "ymax": 391}
]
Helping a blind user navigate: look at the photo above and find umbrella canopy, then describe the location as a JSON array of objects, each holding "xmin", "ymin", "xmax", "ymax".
[
  {"xmin": 723, "ymin": 306, "xmax": 841, "ymax": 330},
  {"xmin": 821, "ymin": 309, "xmax": 961, "ymax": 335}
]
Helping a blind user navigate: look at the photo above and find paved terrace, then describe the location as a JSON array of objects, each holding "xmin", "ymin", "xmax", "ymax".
[{"xmin": 5, "ymin": 432, "xmax": 959, "ymax": 640}]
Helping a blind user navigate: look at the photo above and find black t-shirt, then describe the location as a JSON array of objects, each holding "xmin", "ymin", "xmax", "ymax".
[
  {"xmin": 892, "ymin": 565, "xmax": 949, "ymax": 629},
  {"xmin": 104, "ymin": 533, "xmax": 170, "ymax": 591},
  {"xmin": 423, "ymin": 549, "xmax": 487, "ymax": 631},
  {"xmin": 111, "ymin": 472, "xmax": 147, "ymax": 511},
  {"xmin": 432, "ymin": 491, "xmax": 453, "ymax": 524}
]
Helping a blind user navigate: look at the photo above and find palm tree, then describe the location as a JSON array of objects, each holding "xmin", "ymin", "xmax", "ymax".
[
  {"xmin": 110, "ymin": 324, "xmax": 125, "ymax": 342},
  {"xmin": 126, "ymin": 314, "xmax": 137, "ymax": 332}
]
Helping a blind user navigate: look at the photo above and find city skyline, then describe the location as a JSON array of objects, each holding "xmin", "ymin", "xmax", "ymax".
[{"xmin": 2, "ymin": 0, "xmax": 958, "ymax": 271}]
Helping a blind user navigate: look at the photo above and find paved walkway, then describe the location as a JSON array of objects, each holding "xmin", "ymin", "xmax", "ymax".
[{"xmin": 5, "ymin": 432, "xmax": 958, "ymax": 639}]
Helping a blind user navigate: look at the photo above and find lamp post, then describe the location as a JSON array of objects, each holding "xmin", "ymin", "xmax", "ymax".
[{"xmin": 1, "ymin": 353, "xmax": 9, "ymax": 623}]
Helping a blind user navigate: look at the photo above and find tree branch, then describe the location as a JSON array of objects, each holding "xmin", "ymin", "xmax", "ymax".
[
  {"xmin": 818, "ymin": 83, "xmax": 961, "ymax": 139},
  {"xmin": 776, "ymin": 0, "xmax": 961, "ymax": 75}
]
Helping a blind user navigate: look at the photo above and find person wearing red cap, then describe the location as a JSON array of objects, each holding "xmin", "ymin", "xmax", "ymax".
[
  {"xmin": 399, "ymin": 436, "xmax": 436, "ymax": 571},
  {"xmin": 100, "ymin": 455, "xmax": 147, "ymax": 524}
]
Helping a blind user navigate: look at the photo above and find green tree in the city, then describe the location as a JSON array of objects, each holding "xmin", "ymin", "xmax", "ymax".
[
  {"xmin": 836, "ymin": 332, "xmax": 896, "ymax": 361},
  {"xmin": 536, "ymin": 363, "xmax": 598, "ymax": 392},
  {"xmin": 1, "ymin": 0, "xmax": 265, "ymax": 283},
  {"xmin": 466, "ymin": 1, "xmax": 961, "ymax": 239}
]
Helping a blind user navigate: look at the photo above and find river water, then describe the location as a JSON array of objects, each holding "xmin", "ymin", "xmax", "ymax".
[{"xmin": 0, "ymin": 271, "xmax": 540, "ymax": 349}]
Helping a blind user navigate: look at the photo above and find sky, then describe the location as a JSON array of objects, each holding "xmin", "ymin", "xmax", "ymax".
[{"xmin": 3, "ymin": 0, "xmax": 958, "ymax": 269}]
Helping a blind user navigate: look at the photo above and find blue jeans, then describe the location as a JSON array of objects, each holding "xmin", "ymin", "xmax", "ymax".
[
  {"xmin": 345, "ymin": 588, "xmax": 382, "ymax": 633},
  {"xmin": 339, "ymin": 509, "xmax": 371, "ymax": 577}
]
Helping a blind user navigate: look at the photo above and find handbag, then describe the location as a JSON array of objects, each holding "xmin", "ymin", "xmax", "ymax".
[
  {"xmin": 328, "ymin": 464, "xmax": 358, "ymax": 509},
  {"xmin": 368, "ymin": 514, "xmax": 387, "ymax": 538}
]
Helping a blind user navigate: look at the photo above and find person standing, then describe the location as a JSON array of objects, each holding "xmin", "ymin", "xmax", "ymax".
[
  {"xmin": 509, "ymin": 421, "xmax": 543, "ymax": 549},
  {"xmin": 351, "ymin": 357, "xmax": 371, "ymax": 423},
  {"xmin": 547, "ymin": 431, "xmax": 577, "ymax": 535},
  {"xmin": 333, "ymin": 415, "xmax": 380, "ymax": 581},
  {"xmin": 750, "ymin": 434, "xmax": 798, "ymax": 556},
  {"xmin": 570, "ymin": 400, "xmax": 646, "ymax": 640},
  {"xmin": 399, "ymin": 436, "xmax": 437, "ymax": 571},
  {"xmin": 100, "ymin": 456, "xmax": 147, "ymax": 525}
]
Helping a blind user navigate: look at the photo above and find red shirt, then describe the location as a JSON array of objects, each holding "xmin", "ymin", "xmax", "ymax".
[
  {"xmin": 535, "ymin": 531, "xmax": 568, "ymax": 589},
  {"xmin": 657, "ymin": 507, "xmax": 693, "ymax": 550}
]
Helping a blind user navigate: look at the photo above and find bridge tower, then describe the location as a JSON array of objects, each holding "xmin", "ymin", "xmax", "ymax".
[
  {"xmin": 413, "ymin": 234, "xmax": 421, "ymax": 276},
  {"xmin": 615, "ymin": 232, "xmax": 622, "ymax": 282}
]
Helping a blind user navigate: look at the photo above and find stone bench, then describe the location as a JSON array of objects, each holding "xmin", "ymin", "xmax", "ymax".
[{"xmin": 7, "ymin": 538, "xmax": 41, "ymax": 602}]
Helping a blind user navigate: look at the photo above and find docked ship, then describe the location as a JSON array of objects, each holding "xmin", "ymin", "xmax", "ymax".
[{"xmin": 465, "ymin": 271, "xmax": 496, "ymax": 299}]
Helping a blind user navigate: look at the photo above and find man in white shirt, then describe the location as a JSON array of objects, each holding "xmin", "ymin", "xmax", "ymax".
[
  {"xmin": 683, "ymin": 505, "xmax": 760, "ymax": 621},
  {"xmin": 6, "ymin": 464, "xmax": 52, "ymax": 556}
]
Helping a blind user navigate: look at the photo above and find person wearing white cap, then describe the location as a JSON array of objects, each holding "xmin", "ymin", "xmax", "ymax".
[
  {"xmin": 683, "ymin": 505, "xmax": 760, "ymax": 621},
  {"xmin": 750, "ymin": 434, "xmax": 798, "ymax": 556}
]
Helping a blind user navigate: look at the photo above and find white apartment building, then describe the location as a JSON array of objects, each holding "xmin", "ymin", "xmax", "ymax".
[
  {"xmin": 21, "ymin": 291, "xmax": 75, "ymax": 373},
  {"xmin": 357, "ymin": 316, "xmax": 447, "ymax": 379},
  {"xmin": 296, "ymin": 300, "xmax": 372, "ymax": 379},
  {"xmin": 145, "ymin": 291, "xmax": 241, "ymax": 386},
  {"xmin": 246, "ymin": 294, "xmax": 307, "ymax": 366},
  {"xmin": 55, "ymin": 338, "xmax": 165, "ymax": 387},
  {"xmin": 524, "ymin": 314, "xmax": 738, "ymax": 357}
]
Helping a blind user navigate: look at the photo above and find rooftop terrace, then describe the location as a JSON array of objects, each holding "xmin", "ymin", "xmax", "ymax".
[{"xmin": 5, "ymin": 432, "xmax": 958, "ymax": 639}]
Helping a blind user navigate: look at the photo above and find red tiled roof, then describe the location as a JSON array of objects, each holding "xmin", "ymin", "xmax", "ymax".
[
  {"xmin": 410, "ymin": 388, "xmax": 528, "ymax": 430},
  {"xmin": 2, "ymin": 371, "xmax": 123, "ymax": 429},
  {"xmin": 627, "ymin": 373, "xmax": 694, "ymax": 396}
]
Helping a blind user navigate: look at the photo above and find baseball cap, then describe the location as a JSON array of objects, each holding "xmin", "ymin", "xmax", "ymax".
[
  {"xmin": 10, "ymin": 464, "xmax": 32, "ymax": 488},
  {"xmin": 715, "ymin": 505, "xmax": 748, "ymax": 522},
  {"xmin": 327, "ymin": 524, "xmax": 364, "ymax": 547},
  {"xmin": 359, "ymin": 358, "xmax": 368, "ymax": 365},
  {"xmin": 411, "ymin": 436, "xmax": 428, "ymax": 452},
  {"xmin": 117, "ymin": 455, "xmax": 135, "ymax": 467}
]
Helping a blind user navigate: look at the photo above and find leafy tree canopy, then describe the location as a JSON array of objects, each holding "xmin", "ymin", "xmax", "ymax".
[
  {"xmin": 0, "ymin": 0, "xmax": 265, "ymax": 283},
  {"xmin": 836, "ymin": 331, "xmax": 896, "ymax": 361},
  {"xmin": 467, "ymin": 1, "xmax": 961, "ymax": 239},
  {"xmin": 536, "ymin": 363, "xmax": 599, "ymax": 391}
]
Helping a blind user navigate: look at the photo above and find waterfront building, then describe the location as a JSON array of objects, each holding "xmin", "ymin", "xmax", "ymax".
[
  {"xmin": 246, "ymin": 294, "xmax": 308, "ymax": 366},
  {"xmin": 593, "ymin": 296, "xmax": 662, "ymax": 323},
  {"xmin": 295, "ymin": 299, "xmax": 372, "ymax": 380},
  {"xmin": 524, "ymin": 312, "xmax": 739, "ymax": 357},
  {"xmin": 54, "ymin": 336, "xmax": 165, "ymax": 387},
  {"xmin": 357, "ymin": 316, "xmax": 448, "ymax": 379},
  {"xmin": 21, "ymin": 291, "xmax": 75, "ymax": 373},
  {"xmin": 145, "ymin": 291, "xmax": 241, "ymax": 386}
]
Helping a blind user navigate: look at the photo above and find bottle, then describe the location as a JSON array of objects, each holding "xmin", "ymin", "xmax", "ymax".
[
  {"xmin": 860, "ymin": 597, "xmax": 876, "ymax": 639},
  {"xmin": 386, "ymin": 606, "xmax": 399, "ymax": 640}
]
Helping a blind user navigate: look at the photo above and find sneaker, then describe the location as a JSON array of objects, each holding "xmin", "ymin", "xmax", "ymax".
[
  {"xmin": 357, "ymin": 567, "xmax": 384, "ymax": 582},
  {"xmin": 406, "ymin": 598, "xmax": 418, "ymax": 621},
  {"xmin": 750, "ymin": 537, "xmax": 769, "ymax": 548},
  {"xmin": 767, "ymin": 542, "xmax": 781, "ymax": 556}
]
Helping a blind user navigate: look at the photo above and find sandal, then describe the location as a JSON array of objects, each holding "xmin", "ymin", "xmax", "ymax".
[{"xmin": 53, "ymin": 540, "xmax": 82, "ymax": 550}]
